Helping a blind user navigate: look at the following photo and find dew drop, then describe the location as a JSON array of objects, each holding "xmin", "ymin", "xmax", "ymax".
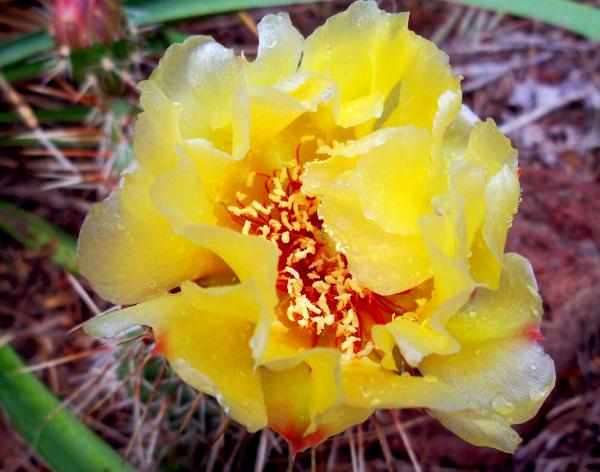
[
  {"xmin": 492, "ymin": 396, "xmax": 515, "ymax": 415},
  {"xmin": 263, "ymin": 37, "xmax": 277, "ymax": 48},
  {"xmin": 528, "ymin": 385, "xmax": 549, "ymax": 401}
]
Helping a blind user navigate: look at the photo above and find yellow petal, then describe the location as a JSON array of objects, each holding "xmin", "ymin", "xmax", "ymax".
[
  {"xmin": 338, "ymin": 93, "xmax": 384, "ymax": 128},
  {"xmin": 301, "ymin": 154, "xmax": 358, "ymax": 195},
  {"xmin": 147, "ymin": 35, "xmax": 249, "ymax": 159},
  {"xmin": 447, "ymin": 162, "xmax": 487, "ymax": 247},
  {"xmin": 248, "ymin": 85, "xmax": 307, "ymax": 143},
  {"xmin": 431, "ymin": 410, "xmax": 522, "ymax": 453},
  {"xmin": 255, "ymin": 319, "xmax": 313, "ymax": 367},
  {"xmin": 303, "ymin": 349, "xmax": 342, "ymax": 434},
  {"xmin": 354, "ymin": 126, "xmax": 432, "ymax": 235},
  {"xmin": 252, "ymin": 319, "xmax": 343, "ymax": 435},
  {"xmin": 274, "ymin": 71, "xmax": 339, "ymax": 113},
  {"xmin": 384, "ymin": 34, "xmax": 460, "ymax": 131},
  {"xmin": 319, "ymin": 174, "xmax": 430, "ymax": 295},
  {"xmin": 419, "ymin": 193, "xmax": 475, "ymax": 328},
  {"xmin": 465, "ymin": 119, "xmax": 517, "ymax": 176},
  {"xmin": 419, "ymin": 250, "xmax": 554, "ymax": 451},
  {"xmin": 370, "ymin": 193, "xmax": 475, "ymax": 364},
  {"xmin": 303, "ymin": 126, "xmax": 413, "ymax": 196},
  {"xmin": 134, "ymin": 80, "xmax": 182, "ymax": 175},
  {"xmin": 302, "ymin": 1, "xmax": 383, "ymax": 102},
  {"xmin": 77, "ymin": 171, "xmax": 223, "ymax": 304},
  {"xmin": 317, "ymin": 126, "xmax": 397, "ymax": 158},
  {"xmin": 249, "ymin": 13, "xmax": 303, "ymax": 86},
  {"xmin": 300, "ymin": 404, "xmax": 372, "ymax": 450},
  {"xmin": 432, "ymin": 90, "xmax": 463, "ymax": 155},
  {"xmin": 177, "ymin": 224, "xmax": 279, "ymax": 309},
  {"xmin": 260, "ymin": 363, "xmax": 311, "ymax": 449},
  {"xmin": 372, "ymin": 317, "xmax": 458, "ymax": 368},
  {"xmin": 302, "ymin": 1, "xmax": 395, "ymax": 127},
  {"xmin": 261, "ymin": 352, "xmax": 370, "ymax": 452},
  {"xmin": 446, "ymin": 253, "xmax": 542, "ymax": 343},
  {"xmin": 178, "ymin": 138, "xmax": 246, "ymax": 209},
  {"xmin": 425, "ymin": 91, "xmax": 464, "ymax": 198},
  {"xmin": 84, "ymin": 283, "xmax": 268, "ymax": 431},
  {"xmin": 427, "ymin": 113, "xmax": 518, "ymax": 289},
  {"xmin": 370, "ymin": 11, "xmax": 414, "ymax": 101},
  {"xmin": 421, "ymin": 337, "xmax": 554, "ymax": 453},
  {"xmin": 421, "ymin": 337, "xmax": 555, "ymax": 426},
  {"xmin": 342, "ymin": 357, "xmax": 467, "ymax": 411},
  {"xmin": 471, "ymin": 164, "xmax": 520, "ymax": 288},
  {"xmin": 176, "ymin": 224, "xmax": 280, "ymax": 361},
  {"xmin": 150, "ymin": 154, "xmax": 216, "ymax": 227},
  {"xmin": 427, "ymin": 104, "xmax": 477, "ymax": 198}
]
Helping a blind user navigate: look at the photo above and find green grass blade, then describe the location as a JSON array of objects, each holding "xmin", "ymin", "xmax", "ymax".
[
  {"xmin": 0, "ymin": 200, "xmax": 77, "ymax": 274},
  {"xmin": 2, "ymin": 59, "xmax": 52, "ymax": 83},
  {"xmin": 124, "ymin": 0, "xmax": 314, "ymax": 26},
  {"xmin": 439, "ymin": 0, "xmax": 600, "ymax": 42},
  {"xmin": 0, "ymin": 106, "xmax": 91, "ymax": 124},
  {"xmin": 0, "ymin": 345, "xmax": 135, "ymax": 472},
  {"xmin": 0, "ymin": 201, "xmax": 136, "ymax": 471},
  {"xmin": 0, "ymin": 31, "xmax": 54, "ymax": 69}
]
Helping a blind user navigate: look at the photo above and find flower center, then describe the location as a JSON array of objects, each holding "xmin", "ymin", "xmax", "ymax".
[{"xmin": 226, "ymin": 147, "xmax": 404, "ymax": 356}]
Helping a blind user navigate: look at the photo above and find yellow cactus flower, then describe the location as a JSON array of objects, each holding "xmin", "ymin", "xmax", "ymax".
[{"xmin": 79, "ymin": 1, "xmax": 555, "ymax": 453}]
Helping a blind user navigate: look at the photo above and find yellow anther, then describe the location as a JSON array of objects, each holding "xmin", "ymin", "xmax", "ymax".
[
  {"xmin": 246, "ymin": 171, "xmax": 256, "ymax": 188},
  {"xmin": 252, "ymin": 200, "xmax": 273, "ymax": 215},
  {"xmin": 281, "ymin": 211, "xmax": 293, "ymax": 231},
  {"xmin": 284, "ymin": 266, "xmax": 300, "ymax": 280},
  {"xmin": 355, "ymin": 341, "xmax": 374, "ymax": 357},
  {"xmin": 269, "ymin": 219, "xmax": 282, "ymax": 231},
  {"xmin": 260, "ymin": 225, "xmax": 270, "ymax": 237},
  {"xmin": 341, "ymin": 336, "xmax": 360, "ymax": 354},
  {"xmin": 312, "ymin": 281, "xmax": 330, "ymax": 294},
  {"xmin": 242, "ymin": 220, "xmax": 252, "ymax": 235}
]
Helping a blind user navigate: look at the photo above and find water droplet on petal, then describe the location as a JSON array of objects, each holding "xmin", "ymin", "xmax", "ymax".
[
  {"xmin": 529, "ymin": 384, "xmax": 550, "ymax": 401},
  {"xmin": 263, "ymin": 36, "xmax": 277, "ymax": 48},
  {"xmin": 492, "ymin": 396, "xmax": 515, "ymax": 415}
]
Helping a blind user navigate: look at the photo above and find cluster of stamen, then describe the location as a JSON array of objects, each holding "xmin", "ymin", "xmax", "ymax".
[{"xmin": 226, "ymin": 145, "xmax": 404, "ymax": 356}]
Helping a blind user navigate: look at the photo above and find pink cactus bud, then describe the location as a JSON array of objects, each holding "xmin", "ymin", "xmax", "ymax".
[{"xmin": 51, "ymin": 0, "xmax": 125, "ymax": 50}]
